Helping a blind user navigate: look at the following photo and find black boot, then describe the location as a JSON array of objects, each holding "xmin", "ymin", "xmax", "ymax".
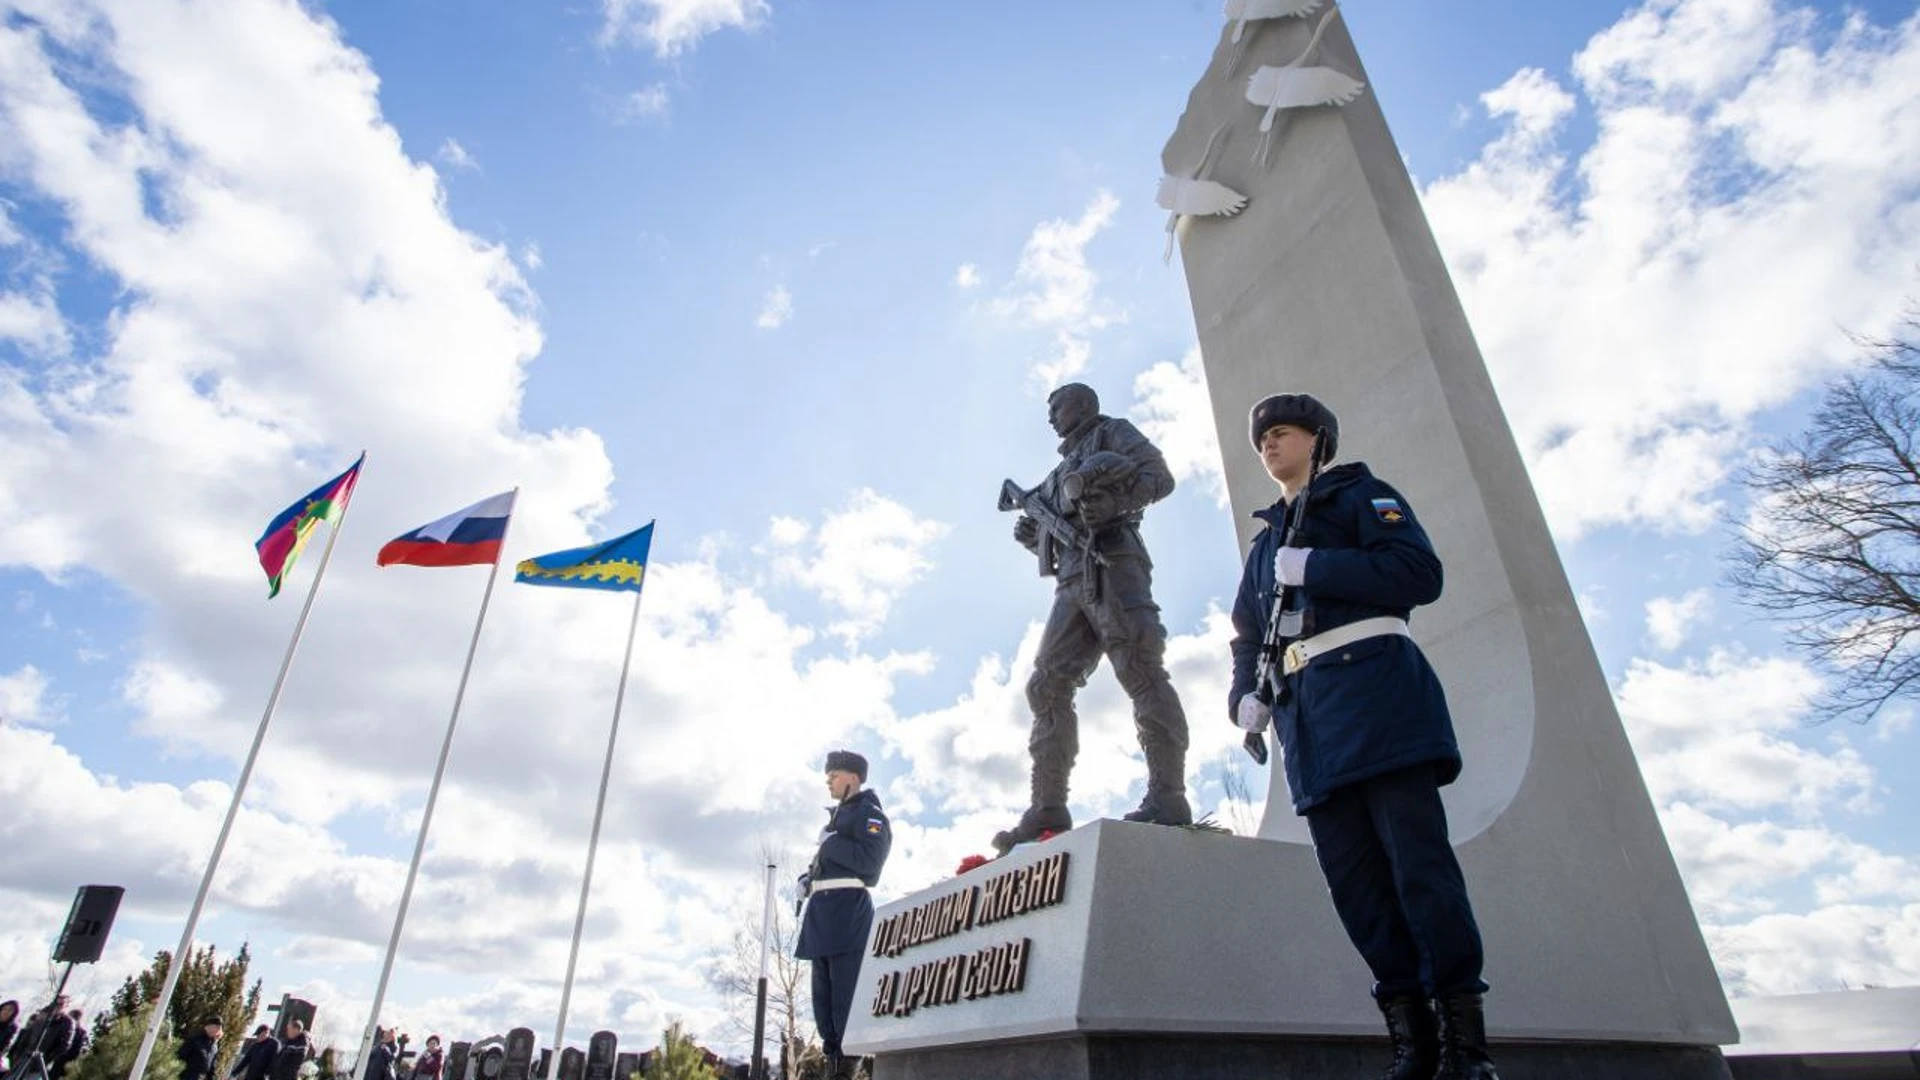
[
  {"xmin": 1372, "ymin": 994, "xmax": 1439, "ymax": 1080},
  {"xmin": 1123, "ymin": 739, "xmax": 1192, "ymax": 826},
  {"xmin": 825, "ymin": 1052, "xmax": 851, "ymax": 1080},
  {"xmin": 1435, "ymin": 992, "xmax": 1500, "ymax": 1079},
  {"xmin": 1121, "ymin": 789, "xmax": 1192, "ymax": 826},
  {"xmin": 991, "ymin": 804, "xmax": 1072, "ymax": 854}
]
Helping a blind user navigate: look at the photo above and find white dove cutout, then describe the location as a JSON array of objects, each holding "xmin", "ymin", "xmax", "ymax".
[
  {"xmin": 1244, "ymin": 6, "xmax": 1366, "ymax": 165},
  {"xmin": 1222, "ymin": 0, "xmax": 1324, "ymax": 72},
  {"xmin": 1156, "ymin": 125, "xmax": 1248, "ymax": 263}
]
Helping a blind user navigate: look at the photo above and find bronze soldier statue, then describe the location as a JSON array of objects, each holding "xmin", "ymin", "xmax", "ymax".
[{"xmin": 996, "ymin": 383, "xmax": 1192, "ymax": 852}]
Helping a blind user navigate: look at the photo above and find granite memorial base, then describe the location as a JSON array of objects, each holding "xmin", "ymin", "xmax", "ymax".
[
  {"xmin": 845, "ymin": 821, "xmax": 1732, "ymax": 1080},
  {"xmin": 873, "ymin": 1034, "xmax": 1733, "ymax": 1080}
]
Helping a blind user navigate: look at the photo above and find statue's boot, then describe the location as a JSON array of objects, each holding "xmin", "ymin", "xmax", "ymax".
[
  {"xmin": 993, "ymin": 764, "xmax": 1074, "ymax": 854},
  {"xmin": 1434, "ymin": 993, "xmax": 1501, "ymax": 1080},
  {"xmin": 991, "ymin": 804, "xmax": 1073, "ymax": 855},
  {"xmin": 1121, "ymin": 741, "xmax": 1192, "ymax": 826},
  {"xmin": 1372, "ymin": 994, "xmax": 1440, "ymax": 1080}
]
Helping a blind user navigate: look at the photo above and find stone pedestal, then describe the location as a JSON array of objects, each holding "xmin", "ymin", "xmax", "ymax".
[
  {"xmin": 875, "ymin": 1036, "xmax": 1733, "ymax": 1080},
  {"xmin": 845, "ymin": 822, "xmax": 1732, "ymax": 1080}
]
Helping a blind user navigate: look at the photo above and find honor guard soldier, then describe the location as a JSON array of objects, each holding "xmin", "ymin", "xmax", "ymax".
[
  {"xmin": 996, "ymin": 382, "xmax": 1193, "ymax": 852},
  {"xmin": 1230, "ymin": 394, "xmax": 1499, "ymax": 1080},
  {"xmin": 794, "ymin": 750, "xmax": 891, "ymax": 1080}
]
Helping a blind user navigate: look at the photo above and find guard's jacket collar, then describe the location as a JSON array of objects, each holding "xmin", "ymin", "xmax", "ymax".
[{"xmin": 1251, "ymin": 461, "xmax": 1372, "ymax": 528}]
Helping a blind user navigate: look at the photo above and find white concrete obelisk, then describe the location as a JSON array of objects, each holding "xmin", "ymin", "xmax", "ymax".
[{"xmin": 1163, "ymin": 1, "xmax": 1735, "ymax": 1049}]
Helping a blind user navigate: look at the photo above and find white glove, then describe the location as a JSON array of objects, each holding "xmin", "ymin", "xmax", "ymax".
[
  {"xmin": 1235, "ymin": 695, "xmax": 1272, "ymax": 733},
  {"xmin": 1273, "ymin": 545, "xmax": 1313, "ymax": 586}
]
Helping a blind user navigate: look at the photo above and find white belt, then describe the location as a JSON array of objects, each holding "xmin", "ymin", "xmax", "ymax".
[
  {"xmin": 1282, "ymin": 617, "xmax": 1409, "ymax": 676},
  {"xmin": 809, "ymin": 877, "xmax": 866, "ymax": 892}
]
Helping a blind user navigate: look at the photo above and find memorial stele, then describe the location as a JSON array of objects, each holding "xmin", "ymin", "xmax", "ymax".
[{"xmin": 845, "ymin": 7, "xmax": 1739, "ymax": 1079}]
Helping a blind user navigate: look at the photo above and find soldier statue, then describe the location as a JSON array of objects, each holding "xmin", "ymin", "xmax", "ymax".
[{"xmin": 995, "ymin": 382, "xmax": 1193, "ymax": 853}]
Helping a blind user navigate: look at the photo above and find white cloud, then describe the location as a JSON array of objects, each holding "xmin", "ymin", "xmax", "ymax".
[
  {"xmin": 766, "ymin": 489, "xmax": 949, "ymax": 642},
  {"xmin": 992, "ymin": 190, "xmax": 1123, "ymax": 386},
  {"xmin": 0, "ymin": 287, "xmax": 67, "ymax": 356},
  {"xmin": 1709, "ymin": 903, "xmax": 1920, "ymax": 996},
  {"xmin": 1616, "ymin": 650, "xmax": 1870, "ymax": 815},
  {"xmin": 1421, "ymin": 0, "xmax": 1920, "ymax": 538},
  {"xmin": 123, "ymin": 658, "xmax": 225, "ymax": 743},
  {"xmin": 0, "ymin": 664, "xmax": 52, "ymax": 725},
  {"xmin": 436, "ymin": 137, "xmax": 478, "ymax": 172},
  {"xmin": 521, "ymin": 242, "xmax": 543, "ymax": 271},
  {"xmin": 755, "ymin": 283, "xmax": 791, "ymax": 329},
  {"xmin": 619, "ymin": 84, "xmax": 671, "ymax": 123},
  {"xmin": 1609, "ymin": 645, "xmax": 1920, "ymax": 992},
  {"xmin": 1131, "ymin": 345, "xmax": 1227, "ymax": 507},
  {"xmin": 766, "ymin": 514, "xmax": 808, "ymax": 546},
  {"xmin": 1645, "ymin": 588, "xmax": 1712, "ymax": 650},
  {"xmin": 1576, "ymin": 587, "xmax": 1609, "ymax": 625},
  {"xmin": 599, "ymin": 0, "xmax": 769, "ymax": 58},
  {"xmin": 953, "ymin": 263, "xmax": 980, "ymax": 289},
  {"xmin": 0, "ymin": 215, "xmax": 69, "ymax": 356}
]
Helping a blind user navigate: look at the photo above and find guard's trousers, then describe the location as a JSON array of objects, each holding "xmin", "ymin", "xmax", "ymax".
[
  {"xmin": 1306, "ymin": 764, "xmax": 1489, "ymax": 999},
  {"xmin": 1024, "ymin": 556, "xmax": 1190, "ymax": 805},
  {"xmin": 811, "ymin": 952, "xmax": 862, "ymax": 1058}
]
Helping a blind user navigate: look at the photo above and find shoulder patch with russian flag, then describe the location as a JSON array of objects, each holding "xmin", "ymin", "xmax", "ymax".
[
  {"xmin": 867, "ymin": 818, "xmax": 885, "ymax": 835},
  {"xmin": 1371, "ymin": 497, "xmax": 1407, "ymax": 525}
]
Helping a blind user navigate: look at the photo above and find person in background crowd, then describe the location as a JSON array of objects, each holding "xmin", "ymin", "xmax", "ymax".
[
  {"xmin": 364, "ymin": 1027, "xmax": 397, "ymax": 1080},
  {"xmin": 229, "ymin": 1026, "xmax": 272, "ymax": 1080},
  {"xmin": 407, "ymin": 1037, "xmax": 442, "ymax": 1080},
  {"xmin": 0, "ymin": 999, "xmax": 21, "ymax": 1070},
  {"xmin": 31, "ymin": 998, "xmax": 75, "ymax": 1069},
  {"xmin": 233, "ymin": 1024, "xmax": 278, "ymax": 1080},
  {"xmin": 267, "ymin": 1019, "xmax": 309, "ymax": 1080},
  {"xmin": 176, "ymin": 1017, "xmax": 224, "ymax": 1080},
  {"xmin": 49, "ymin": 1011, "xmax": 88, "ymax": 1080}
]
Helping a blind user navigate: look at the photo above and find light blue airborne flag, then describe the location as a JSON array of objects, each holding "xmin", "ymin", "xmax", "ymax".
[{"xmin": 514, "ymin": 522, "xmax": 654, "ymax": 592}]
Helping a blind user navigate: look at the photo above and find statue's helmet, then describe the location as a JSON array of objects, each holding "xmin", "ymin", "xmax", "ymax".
[
  {"xmin": 1047, "ymin": 382, "xmax": 1100, "ymax": 414},
  {"xmin": 1248, "ymin": 393, "xmax": 1339, "ymax": 461}
]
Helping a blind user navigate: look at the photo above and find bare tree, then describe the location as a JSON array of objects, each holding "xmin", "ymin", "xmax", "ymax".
[
  {"xmin": 1728, "ymin": 321, "xmax": 1920, "ymax": 720},
  {"xmin": 705, "ymin": 850, "xmax": 816, "ymax": 1080}
]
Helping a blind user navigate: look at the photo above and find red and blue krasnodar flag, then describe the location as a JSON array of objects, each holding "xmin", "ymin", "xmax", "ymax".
[
  {"xmin": 256, "ymin": 453, "xmax": 365, "ymax": 598},
  {"xmin": 377, "ymin": 491, "xmax": 514, "ymax": 568}
]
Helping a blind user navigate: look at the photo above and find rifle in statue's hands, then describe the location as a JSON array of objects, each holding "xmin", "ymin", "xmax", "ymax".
[
  {"xmin": 999, "ymin": 478, "xmax": 1111, "ymax": 580},
  {"xmin": 1245, "ymin": 427, "xmax": 1330, "ymax": 763}
]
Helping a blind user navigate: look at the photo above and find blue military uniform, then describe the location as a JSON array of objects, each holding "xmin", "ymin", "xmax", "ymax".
[
  {"xmin": 795, "ymin": 786, "xmax": 891, "ymax": 1066},
  {"xmin": 1229, "ymin": 461, "xmax": 1486, "ymax": 1002}
]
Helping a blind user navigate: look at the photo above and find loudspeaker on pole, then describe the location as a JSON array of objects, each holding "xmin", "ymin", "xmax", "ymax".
[{"xmin": 52, "ymin": 885, "xmax": 124, "ymax": 964}]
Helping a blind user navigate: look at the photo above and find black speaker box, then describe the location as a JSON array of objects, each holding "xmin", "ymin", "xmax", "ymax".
[{"xmin": 52, "ymin": 885, "xmax": 124, "ymax": 964}]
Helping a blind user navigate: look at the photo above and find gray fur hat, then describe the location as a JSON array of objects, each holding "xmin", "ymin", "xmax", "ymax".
[
  {"xmin": 1249, "ymin": 393, "xmax": 1339, "ymax": 461},
  {"xmin": 823, "ymin": 749, "xmax": 868, "ymax": 781}
]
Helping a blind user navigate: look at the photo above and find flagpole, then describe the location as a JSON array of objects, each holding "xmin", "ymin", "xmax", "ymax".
[
  {"xmin": 128, "ymin": 479, "xmax": 360, "ymax": 1080},
  {"xmin": 354, "ymin": 487, "xmax": 519, "ymax": 1080},
  {"xmin": 751, "ymin": 860, "xmax": 776, "ymax": 1080},
  {"xmin": 552, "ymin": 581, "xmax": 647, "ymax": 1051}
]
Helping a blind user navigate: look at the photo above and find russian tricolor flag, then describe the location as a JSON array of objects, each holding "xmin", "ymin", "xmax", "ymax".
[{"xmin": 377, "ymin": 491, "xmax": 514, "ymax": 568}]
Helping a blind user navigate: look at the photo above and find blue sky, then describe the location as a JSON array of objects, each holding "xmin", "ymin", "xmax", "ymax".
[{"xmin": 3, "ymin": 0, "xmax": 1919, "ymax": 1061}]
